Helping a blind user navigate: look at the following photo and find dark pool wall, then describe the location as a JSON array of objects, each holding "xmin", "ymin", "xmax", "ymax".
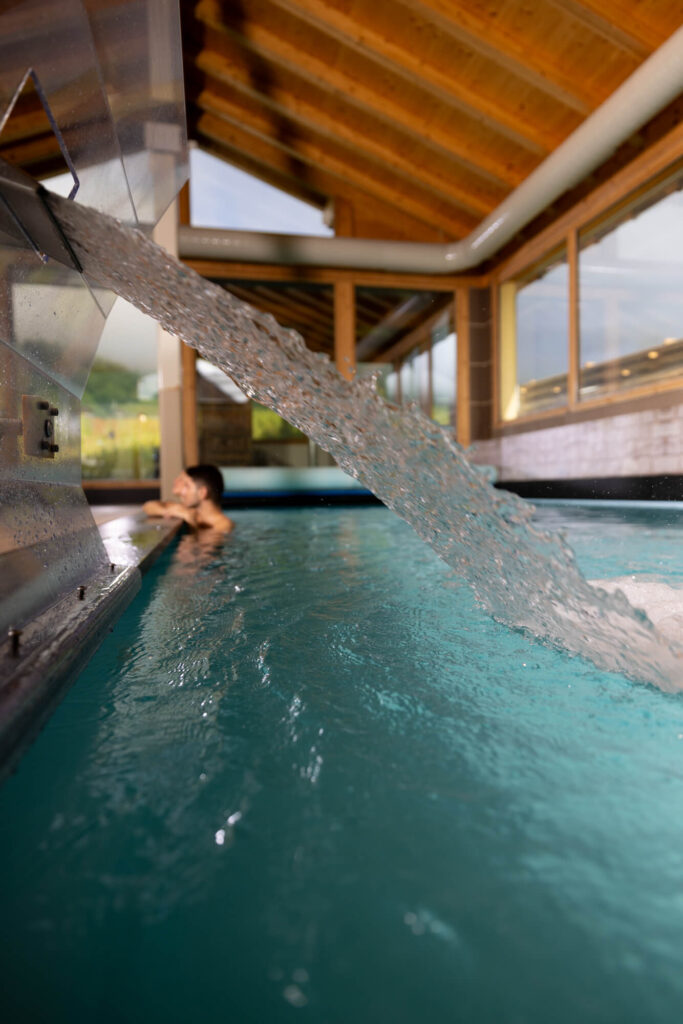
[{"xmin": 498, "ymin": 475, "xmax": 683, "ymax": 502}]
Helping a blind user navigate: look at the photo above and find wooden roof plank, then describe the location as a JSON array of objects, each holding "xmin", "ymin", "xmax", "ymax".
[
  {"xmin": 543, "ymin": 0, "xmax": 651, "ymax": 57},
  {"xmin": 265, "ymin": 0, "xmax": 552, "ymax": 155},
  {"xmin": 194, "ymin": 1, "xmax": 528, "ymax": 191},
  {"xmin": 402, "ymin": 0, "xmax": 596, "ymax": 113},
  {"xmin": 196, "ymin": 64, "xmax": 501, "ymax": 217},
  {"xmin": 196, "ymin": 103, "xmax": 479, "ymax": 238},
  {"xmin": 546, "ymin": 0, "xmax": 677, "ymax": 53},
  {"xmin": 246, "ymin": 284, "xmax": 333, "ymax": 330}
]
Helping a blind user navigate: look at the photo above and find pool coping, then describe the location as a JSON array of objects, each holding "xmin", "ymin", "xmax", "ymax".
[{"xmin": 0, "ymin": 510, "xmax": 181, "ymax": 783}]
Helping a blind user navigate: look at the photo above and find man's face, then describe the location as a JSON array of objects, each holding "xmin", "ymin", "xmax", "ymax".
[{"xmin": 173, "ymin": 472, "xmax": 204, "ymax": 508}]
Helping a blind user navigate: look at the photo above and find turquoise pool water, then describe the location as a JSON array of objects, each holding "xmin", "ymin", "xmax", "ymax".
[{"xmin": 2, "ymin": 502, "xmax": 683, "ymax": 1023}]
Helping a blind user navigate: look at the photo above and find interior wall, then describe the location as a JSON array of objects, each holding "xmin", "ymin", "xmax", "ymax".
[{"xmin": 470, "ymin": 398, "xmax": 683, "ymax": 489}]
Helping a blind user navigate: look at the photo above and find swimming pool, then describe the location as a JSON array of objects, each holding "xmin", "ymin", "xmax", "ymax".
[{"xmin": 2, "ymin": 502, "xmax": 683, "ymax": 1023}]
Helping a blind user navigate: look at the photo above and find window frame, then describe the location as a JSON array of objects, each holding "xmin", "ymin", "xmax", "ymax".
[{"xmin": 492, "ymin": 123, "xmax": 683, "ymax": 432}]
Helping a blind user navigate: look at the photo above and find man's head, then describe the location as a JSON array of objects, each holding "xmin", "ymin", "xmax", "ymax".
[{"xmin": 173, "ymin": 464, "xmax": 224, "ymax": 508}]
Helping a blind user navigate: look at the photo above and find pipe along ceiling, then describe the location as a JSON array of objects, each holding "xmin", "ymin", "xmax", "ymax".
[{"xmin": 179, "ymin": 26, "xmax": 683, "ymax": 275}]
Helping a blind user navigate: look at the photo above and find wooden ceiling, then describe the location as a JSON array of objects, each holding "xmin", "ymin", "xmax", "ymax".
[
  {"xmin": 180, "ymin": 0, "xmax": 683, "ymax": 244},
  {"xmin": 1, "ymin": 2, "xmax": 681, "ymax": 362},
  {"xmin": 215, "ymin": 280, "xmax": 450, "ymax": 355}
]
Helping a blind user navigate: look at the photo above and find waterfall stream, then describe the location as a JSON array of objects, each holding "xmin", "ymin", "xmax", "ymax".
[{"xmin": 47, "ymin": 193, "xmax": 683, "ymax": 691}]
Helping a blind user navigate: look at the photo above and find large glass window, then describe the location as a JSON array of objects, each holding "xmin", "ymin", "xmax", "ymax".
[
  {"xmin": 400, "ymin": 346, "xmax": 430, "ymax": 412},
  {"xmin": 579, "ymin": 174, "xmax": 683, "ymax": 399},
  {"xmin": 195, "ymin": 360, "xmax": 308, "ymax": 468},
  {"xmin": 499, "ymin": 250, "xmax": 569, "ymax": 421},
  {"xmin": 189, "ymin": 148, "xmax": 333, "ymax": 235},
  {"xmin": 379, "ymin": 303, "xmax": 456, "ymax": 427},
  {"xmin": 498, "ymin": 163, "xmax": 683, "ymax": 424},
  {"xmin": 81, "ymin": 299, "xmax": 160, "ymax": 480},
  {"xmin": 431, "ymin": 311, "xmax": 456, "ymax": 426}
]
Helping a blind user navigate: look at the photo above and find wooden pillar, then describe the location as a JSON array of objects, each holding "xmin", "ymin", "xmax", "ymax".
[
  {"xmin": 154, "ymin": 199, "xmax": 184, "ymax": 498},
  {"xmin": 334, "ymin": 279, "xmax": 356, "ymax": 380},
  {"xmin": 177, "ymin": 182, "xmax": 199, "ymax": 465},
  {"xmin": 333, "ymin": 197, "xmax": 356, "ymax": 380},
  {"xmin": 182, "ymin": 345, "xmax": 199, "ymax": 465}
]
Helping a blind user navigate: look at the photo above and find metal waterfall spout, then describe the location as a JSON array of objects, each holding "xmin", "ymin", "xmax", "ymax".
[{"xmin": 45, "ymin": 190, "xmax": 683, "ymax": 692}]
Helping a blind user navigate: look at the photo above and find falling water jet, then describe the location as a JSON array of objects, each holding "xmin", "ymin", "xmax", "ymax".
[{"xmin": 46, "ymin": 192, "xmax": 683, "ymax": 692}]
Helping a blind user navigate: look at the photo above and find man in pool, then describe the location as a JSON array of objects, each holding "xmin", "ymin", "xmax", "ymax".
[{"xmin": 143, "ymin": 464, "xmax": 234, "ymax": 534}]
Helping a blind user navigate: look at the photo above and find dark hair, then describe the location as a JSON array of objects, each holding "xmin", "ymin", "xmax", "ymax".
[{"xmin": 186, "ymin": 464, "xmax": 224, "ymax": 506}]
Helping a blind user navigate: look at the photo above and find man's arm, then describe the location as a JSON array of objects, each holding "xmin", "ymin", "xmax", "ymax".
[{"xmin": 142, "ymin": 500, "xmax": 198, "ymax": 526}]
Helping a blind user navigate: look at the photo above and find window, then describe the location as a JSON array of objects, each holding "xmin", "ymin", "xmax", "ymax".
[
  {"xmin": 579, "ymin": 174, "xmax": 683, "ymax": 399},
  {"xmin": 400, "ymin": 346, "xmax": 430, "ymax": 412},
  {"xmin": 497, "ymin": 161, "xmax": 683, "ymax": 425},
  {"xmin": 499, "ymin": 249, "xmax": 569, "ymax": 421},
  {"xmin": 431, "ymin": 311, "xmax": 456, "ymax": 427},
  {"xmin": 81, "ymin": 299, "xmax": 160, "ymax": 480},
  {"xmin": 189, "ymin": 148, "xmax": 333, "ymax": 235}
]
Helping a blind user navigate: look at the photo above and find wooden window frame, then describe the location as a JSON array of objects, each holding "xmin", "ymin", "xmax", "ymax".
[{"xmin": 492, "ymin": 120, "xmax": 683, "ymax": 434}]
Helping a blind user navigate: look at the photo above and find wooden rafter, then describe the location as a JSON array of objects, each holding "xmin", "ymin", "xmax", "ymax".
[
  {"xmin": 194, "ymin": 4, "xmax": 529, "ymax": 191},
  {"xmin": 175, "ymin": 0, "xmax": 683, "ymax": 254},
  {"xmin": 264, "ymin": 0, "xmax": 552, "ymax": 155},
  {"xmin": 544, "ymin": 0, "xmax": 673, "ymax": 54},
  {"xmin": 195, "ymin": 62, "xmax": 503, "ymax": 217},
  {"xmin": 399, "ymin": 0, "xmax": 598, "ymax": 113},
  {"xmin": 196, "ymin": 107, "xmax": 478, "ymax": 238},
  {"xmin": 543, "ymin": 0, "xmax": 650, "ymax": 56}
]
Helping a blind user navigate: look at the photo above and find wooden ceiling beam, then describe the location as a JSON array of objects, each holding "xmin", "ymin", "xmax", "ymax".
[
  {"xmin": 0, "ymin": 102, "xmax": 54, "ymax": 145},
  {"xmin": 0, "ymin": 133, "xmax": 63, "ymax": 169},
  {"xmin": 183, "ymin": 258, "xmax": 487, "ymax": 290},
  {"xmin": 225, "ymin": 287, "xmax": 332, "ymax": 350},
  {"xmin": 543, "ymin": 0, "xmax": 652, "ymax": 57},
  {"xmin": 401, "ymin": 0, "xmax": 595, "ymax": 114},
  {"xmin": 196, "ymin": 63, "xmax": 501, "ymax": 217},
  {"xmin": 284, "ymin": 288, "xmax": 336, "ymax": 320},
  {"xmin": 196, "ymin": 104, "xmax": 478, "ymax": 238},
  {"xmin": 226, "ymin": 284, "xmax": 327, "ymax": 327},
  {"xmin": 194, "ymin": 3, "xmax": 525, "ymax": 191},
  {"xmin": 264, "ymin": 0, "xmax": 551, "ymax": 156},
  {"xmin": 246, "ymin": 285, "xmax": 333, "ymax": 331},
  {"xmin": 546, "ymin": 0, "xmax": 670, "ymax": 53}
]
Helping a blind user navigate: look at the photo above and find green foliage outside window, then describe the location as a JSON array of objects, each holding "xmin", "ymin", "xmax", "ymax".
[
  {"xmin": 81, "ymin": 358, "xmax": 160, "ymax": 479},
  {"xmin": 251, "ymin": 402, "xmax": 304, "ymax": 441}
]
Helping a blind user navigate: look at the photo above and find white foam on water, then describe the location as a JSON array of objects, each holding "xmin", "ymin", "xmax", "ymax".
[
  {"xmin": 46, "ymin": 194, "xmax": 683, "ymax": 691},
  {"xmin": 592, "ymin": 578, "xmax": 683, "ymax": 647}
]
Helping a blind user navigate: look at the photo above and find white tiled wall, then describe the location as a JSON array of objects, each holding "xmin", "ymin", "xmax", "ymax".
[{"xmin": 470, "ymin": 403, "xmax": 683, "ymax": 480}]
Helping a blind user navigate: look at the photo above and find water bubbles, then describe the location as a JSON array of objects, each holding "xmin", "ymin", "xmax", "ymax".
[{"xmin": 49, "ymin": 190, "xmax": 683, "ymax": 690}]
